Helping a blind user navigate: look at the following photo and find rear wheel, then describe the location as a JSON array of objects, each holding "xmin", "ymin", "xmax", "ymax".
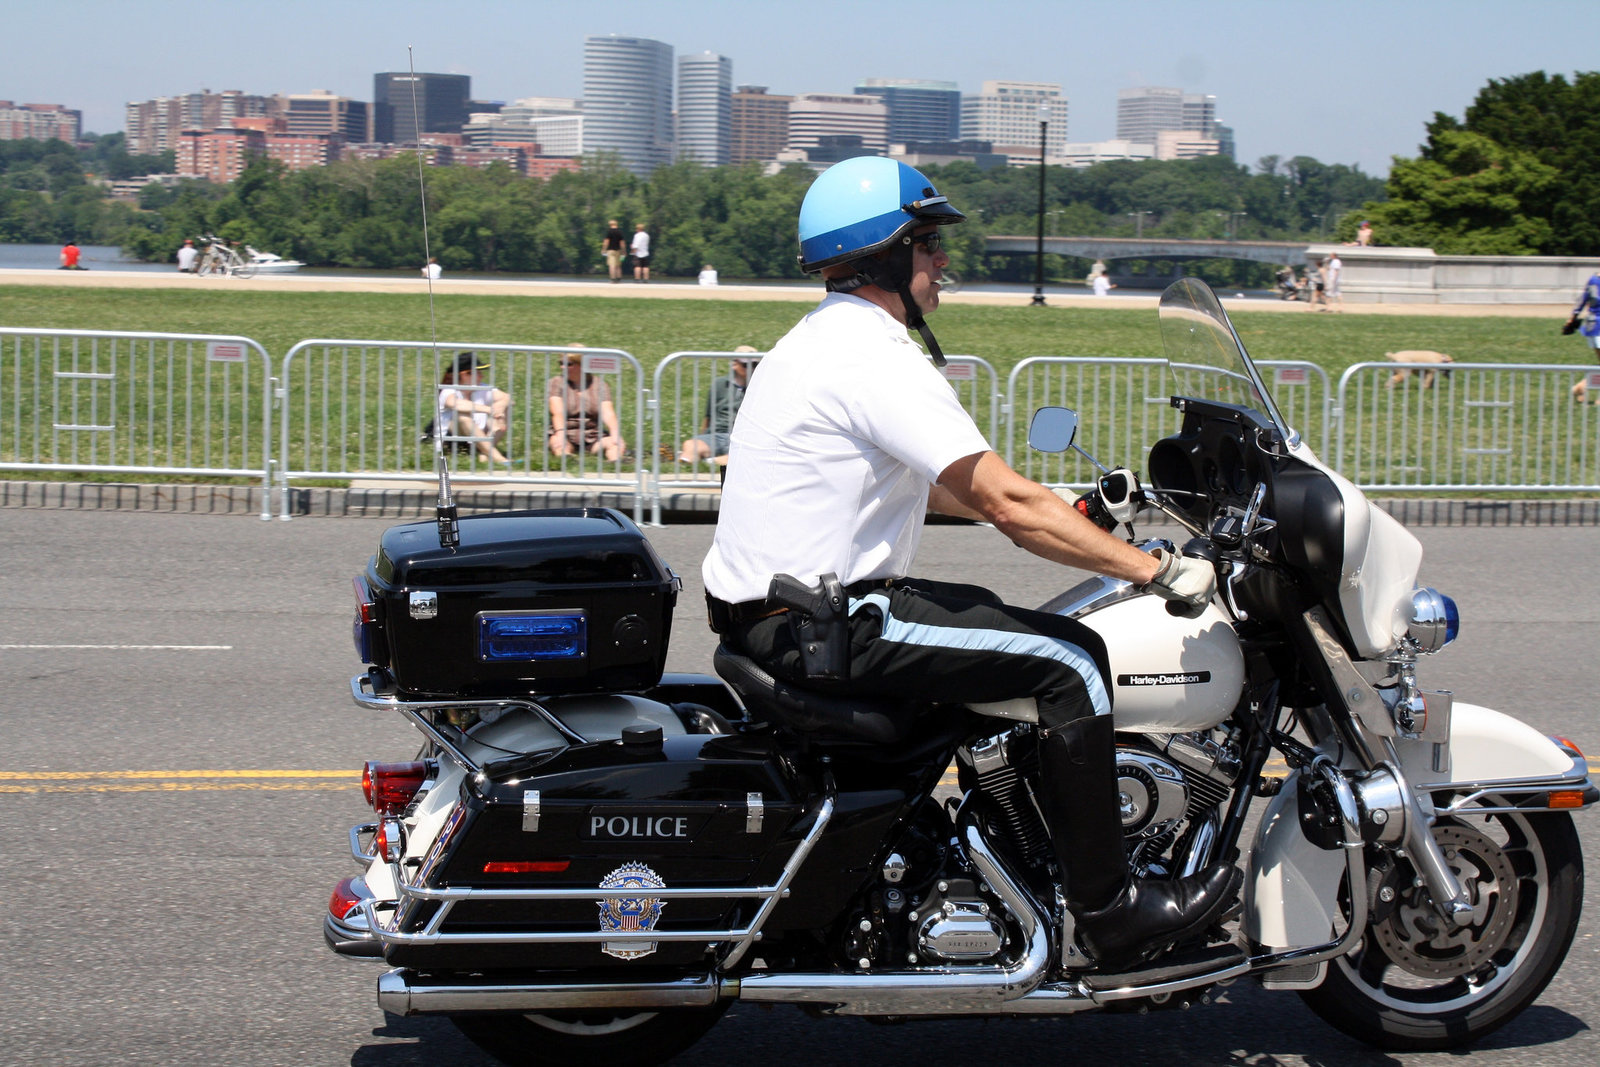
[
  {"xmin": 451, "ymin": 1004, "xmax": 727, "ymax": 1065},
  {"xmin": 1300, "ymin": 807, "xmax": 1583, "ymax": 1050}
]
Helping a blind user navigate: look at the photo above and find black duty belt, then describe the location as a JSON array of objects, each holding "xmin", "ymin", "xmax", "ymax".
[{"xmin": 709, "ymin": 577, "xmax": 896, "ymax": 629}]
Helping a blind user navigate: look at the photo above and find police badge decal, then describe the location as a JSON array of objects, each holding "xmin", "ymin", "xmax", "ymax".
[{"xmin": 597, "ymin": 862, "xmax": 667, "ymax": 960}]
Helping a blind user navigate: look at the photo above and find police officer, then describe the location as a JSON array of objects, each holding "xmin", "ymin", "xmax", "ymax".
[{"xmin": 703, "ymin": 156, "xmax": 1239, "ymax": 969}]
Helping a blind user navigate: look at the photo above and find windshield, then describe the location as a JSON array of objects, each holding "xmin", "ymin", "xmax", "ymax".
[{"xmin": 1158, "ymin": 278, "xmax": 1294, "ymax": 441}]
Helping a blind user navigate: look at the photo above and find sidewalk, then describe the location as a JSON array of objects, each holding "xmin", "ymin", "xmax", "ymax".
[{"xmin": 4, "ymin": 479, "xmax": 1597, "ymax": 527}]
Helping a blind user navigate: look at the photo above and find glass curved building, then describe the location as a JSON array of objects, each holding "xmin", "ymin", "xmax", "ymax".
[
  {"xmin": 677, "ymin": 52, "xmax": 731, "ymax": 166},
  {"xmin": 582, "ymin": 35, "xmax": 674, "ymax": 176}
]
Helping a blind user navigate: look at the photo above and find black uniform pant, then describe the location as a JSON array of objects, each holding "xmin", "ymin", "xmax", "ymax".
[{"xmin": 729, "ymin": 577, "xmax": 1112, "ymax": 730}]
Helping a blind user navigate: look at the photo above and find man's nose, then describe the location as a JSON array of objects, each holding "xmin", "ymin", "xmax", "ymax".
[{"xmin": 934, "ymin": 248, "xmax": 950, "ymax": 268}]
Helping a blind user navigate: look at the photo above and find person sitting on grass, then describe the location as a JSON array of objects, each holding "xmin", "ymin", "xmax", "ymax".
[{"xmin": 547, "ymin": 344, "xmax": 627, "ymax": 462}]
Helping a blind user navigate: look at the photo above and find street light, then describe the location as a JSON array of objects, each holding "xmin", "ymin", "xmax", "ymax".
[
  {"xmin": 1031, "ymin": 104, "xmax": 1048, "ymax": 307},
  {"xmin": 1128, "ymin": 210, "xmax": 1152, "ymax": 237},
  {"xmin": 1229, "ymin": 211, "xmax": 1248, "ymax": 240}
]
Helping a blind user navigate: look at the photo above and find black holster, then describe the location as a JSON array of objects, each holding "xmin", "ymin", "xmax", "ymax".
[{"xmin": 769, "ymin": 572, "xmax": 849, "ymax": 680}]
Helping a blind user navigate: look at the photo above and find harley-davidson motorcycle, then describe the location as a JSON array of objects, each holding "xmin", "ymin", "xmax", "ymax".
[{"xmin": 324, "ymin": 279, "xmax": 1595, "ymax": 1063}]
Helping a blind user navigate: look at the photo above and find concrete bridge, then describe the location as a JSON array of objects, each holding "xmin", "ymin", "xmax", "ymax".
[{"xmin": 985, "ymin": 235, "xmax": 1306, "ymax": 266}]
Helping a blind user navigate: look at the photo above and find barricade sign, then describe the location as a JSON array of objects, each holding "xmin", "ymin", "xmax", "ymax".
[
  {"xmin": 207, "ymin": 341, "xmax": 249, "ymax": 363},
  {"xmin": 1275, "ymin": 366, "xmax": 1310, "ymax": 387}
]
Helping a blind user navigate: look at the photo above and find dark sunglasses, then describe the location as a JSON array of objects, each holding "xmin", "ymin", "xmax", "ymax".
[{"xmin": 906, "ymin": 231, "xmax": 942, "ymax": 254}]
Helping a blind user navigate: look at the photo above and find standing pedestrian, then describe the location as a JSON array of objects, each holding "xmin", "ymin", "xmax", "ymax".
[
  {"xmin": 602, "ymin": 220, "xmax": 627, "ymax": 282},
  {"xmin": 422, "ymin": 257, "xmax": 442, "ymax": 281},
  {"xmin": 1325, "ymin": 252, "xmax": 1344, "ymax": 311},
  {"xmin": 631, "ymin": 223, "xmax": 651, "ymax": 283},
  {"xmin": 1566, "ymin": 270, "xmax": 1600, "ymax": 403}
]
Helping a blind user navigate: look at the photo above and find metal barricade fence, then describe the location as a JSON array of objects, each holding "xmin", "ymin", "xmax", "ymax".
[
  {"xmin": 647, "ymin": 351, "xmax": 1002, "ymax": 524},
  {"xmin": 1004, "ymin": 357, "xmax": 1330, "ymax": 490},
  {"xmin": 278, "ymin": 340, "xmax": 646, "ymax": 521},
  {"xmin": 1335, "ymin": 361, "xmax": 1600, "ymax": 492},
  {"xmin": 0, "ymin": 327, "xmax": 276, "ymax": 518}
]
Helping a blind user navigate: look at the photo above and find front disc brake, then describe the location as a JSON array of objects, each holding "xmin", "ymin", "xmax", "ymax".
[{"xmin": 1371, "ymin": 824, "xmax": 1519, "ymax": 978}]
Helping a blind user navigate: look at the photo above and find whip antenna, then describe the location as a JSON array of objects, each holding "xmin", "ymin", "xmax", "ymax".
[{"xmin": 408, "ymin": 46, "xmax": 457, "ymax": 549}]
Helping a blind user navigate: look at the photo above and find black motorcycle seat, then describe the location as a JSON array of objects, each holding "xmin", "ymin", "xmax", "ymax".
[{"xmin": 712, "ymin": 645, "xmax": 909, "ymax": 746}]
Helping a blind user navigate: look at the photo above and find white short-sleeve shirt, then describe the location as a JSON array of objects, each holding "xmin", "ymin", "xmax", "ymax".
[{"xmin": 703, "ymin": 293, "xmax": 991, "ymax": 604}]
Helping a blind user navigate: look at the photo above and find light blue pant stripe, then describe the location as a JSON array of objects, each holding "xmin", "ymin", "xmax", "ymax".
[{"xmin": 853, "ymin": 591, "xmax": 1110, "ymax": 716}]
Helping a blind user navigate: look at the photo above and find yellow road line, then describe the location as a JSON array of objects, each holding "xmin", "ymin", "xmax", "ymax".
[{"xmin": 0, "ymin": 769, "xmax": 358, "ymax": 781}]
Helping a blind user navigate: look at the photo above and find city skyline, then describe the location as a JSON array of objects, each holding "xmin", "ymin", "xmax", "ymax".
[{"xmin": 6, "ymin": 0, "xmax": 1598, "ymax": 176}]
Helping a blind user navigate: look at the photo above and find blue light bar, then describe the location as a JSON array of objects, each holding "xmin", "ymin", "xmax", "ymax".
[{"xmin": 478, "ymin": 612, "xmax": 587, "ymax": 662}]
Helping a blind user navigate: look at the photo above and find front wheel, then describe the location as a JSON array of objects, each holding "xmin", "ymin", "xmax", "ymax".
[
  {"xmin": 231, "ymin": 259, "xmax": 257, "ymax": 279},
  {"xmin": 1300, "ymin": 807, "xmax": 1583, "ymax": 1050},
  {"xmin": 451, "ymin": 1004, "xmax": 728, "ymax": 1066}
]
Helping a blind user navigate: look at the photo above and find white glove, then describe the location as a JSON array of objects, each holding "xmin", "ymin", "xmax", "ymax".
[{"xmin": 1142, "ymin": 547, "xmax": 1215, "ymax": 617}]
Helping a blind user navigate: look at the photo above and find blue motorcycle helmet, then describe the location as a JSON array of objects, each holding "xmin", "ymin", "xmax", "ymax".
[{"xmin": 797, "ymin": 157, "xmax": 965, "ymax": 363}]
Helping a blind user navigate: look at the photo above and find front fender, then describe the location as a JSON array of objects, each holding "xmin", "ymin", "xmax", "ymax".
[{"xmin": 1246, "ymin": 701, "xmax": 1593, "ymax": 956}]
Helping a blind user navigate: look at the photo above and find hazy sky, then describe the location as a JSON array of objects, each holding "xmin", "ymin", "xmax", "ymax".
[{"xmin": 6, "ymin": 0, "xmax": 1596, "ymax": 176}]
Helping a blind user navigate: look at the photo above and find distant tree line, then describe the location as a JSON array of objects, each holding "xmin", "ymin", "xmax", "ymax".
[{"xmin": 4, "ymin": 72, "xmax": 1595, "ymax": 277}]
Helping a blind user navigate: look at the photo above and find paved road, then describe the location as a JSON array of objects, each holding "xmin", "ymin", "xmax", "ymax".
[{"xmin": 1, "ymin": 510, "xmax": 1596, "ymax": 1065}]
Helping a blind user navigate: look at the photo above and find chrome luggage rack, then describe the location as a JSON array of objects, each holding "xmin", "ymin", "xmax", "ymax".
[
  {"xmin": 358, "ymin": 794, "xmax": 833, "ymax": 970},
  {"xmin": 351, "ymin": 673, "xmax": 834, "ymax": 969},
  {"xmin": 351, "ymin": 673, "xmax": 588, "ymax": 779}
]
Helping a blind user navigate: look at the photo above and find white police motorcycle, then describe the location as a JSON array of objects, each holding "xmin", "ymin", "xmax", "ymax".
[{"xmin": 325, "ymin": 278, "xmax": 1594, "ymax": 1062}]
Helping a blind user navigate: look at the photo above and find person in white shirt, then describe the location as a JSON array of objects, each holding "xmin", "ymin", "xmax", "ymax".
[
  {"xmin": 703, "ymin": 156, "xmax": 1234, "ymax": 970},
  {"xmin": 422, "ymin": 257, "xmax": 442, "ymax": 281},
  {"xmin": 631, "ymin": 224, "xmax": 651, "ymax": 282},
  {"xmin": 697, "ymin": 263, "xmax": 718, "ymax": 286},
  {"xmin": 434, "ymin": 351, "xmax": 511, "ymax": 465},
  {"xmin": 1092, "ymin": 272, "xmax": 1115, "ymax": 297},
  {"xmin": 176, "ymin": 239, "xmax": 198, "ymax": 273},
  {"xmin": 1324, "ymin": 253, "xmax": 1343, "ymax": 310}
]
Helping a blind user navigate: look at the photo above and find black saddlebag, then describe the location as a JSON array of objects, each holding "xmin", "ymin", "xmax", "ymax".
[{"xmin": 382, "ymin": 732, "xmax": 817, "ymax": 971}]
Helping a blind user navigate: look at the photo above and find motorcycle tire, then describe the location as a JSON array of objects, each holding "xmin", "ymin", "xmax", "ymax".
[
  {"xmin": 451, "ymin": 1003, "xmax": 729, "ymax": 1066},
  {"xmin": 1299, "ymin": 807, "xmax": 1583, "ymax": 1050}
]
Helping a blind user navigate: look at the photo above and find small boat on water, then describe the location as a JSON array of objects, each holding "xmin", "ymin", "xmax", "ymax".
[{"xmin": 244, "ymin": 246, "xmax": 304, "ymax": 273}]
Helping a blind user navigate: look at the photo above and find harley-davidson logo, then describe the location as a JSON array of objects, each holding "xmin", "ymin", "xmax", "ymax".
[
  {"xmin": 596, "ymin": 862, "xmax": 666, "ymax": 960},
  {"xmin": 1117, "ymin": 671, "xmax": 1212, "ymax": 686}
]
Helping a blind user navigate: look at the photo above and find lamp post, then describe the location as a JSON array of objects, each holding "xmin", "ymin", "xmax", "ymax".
[
  {"xmin": 1228, "ymin": 211, "xmax": 1248, "ymax": 240},
  {"xmin": 1128, "ymin": 210, "xmax": 1152, "ymax": 237},
  {"xmin": 1031, "ymin": 104, "xmax": 1048, "ymax": 307}
]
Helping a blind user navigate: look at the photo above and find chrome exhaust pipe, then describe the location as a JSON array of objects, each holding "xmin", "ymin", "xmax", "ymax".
[
  {"xmin": 733, "ymin": 807, "xmax": 1051, "ymax": 1015},
  {"xmin": 377, "ymin": 971, "xmax": 720, "ymax": 1015}
]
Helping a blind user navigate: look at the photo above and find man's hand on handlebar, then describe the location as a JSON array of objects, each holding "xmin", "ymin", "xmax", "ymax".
[{"xmin": 1141, "ymin": 546, "xmax": 1215, "ymax": 617}]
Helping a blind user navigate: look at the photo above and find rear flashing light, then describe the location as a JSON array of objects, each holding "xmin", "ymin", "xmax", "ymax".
[
  {"xmin": 373, "ymin": 817, "xmax": 405, "ymax": 863},
  {"xmin": 478, "ymin": 611, "xmax": 586, "ymax": 662},
  {"xmin": 1548, "ymin": 791, "xmax": 1585, "ymax": 810},
  {"xmin": 362, "ymin": 760, "xmax": 429, "ymax": 815},
  {"xmin": 352, "ymin": 576, "xmax": 379, "ymax": 662}
]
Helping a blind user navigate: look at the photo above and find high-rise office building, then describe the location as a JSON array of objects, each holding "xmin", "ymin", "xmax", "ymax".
[
  {"xmin": 1117, "ymin": 86, "xmax": 1225, "ymax": 157},
  {"xmin": 788, "ymin": 93, "xmax": 887, "ymax": 157},
  {"xmin": 854, "ymin": 78, "xmax": 959, "ymax": 145},
  {"xmin": 274, "ymin": 91, "xmax": 368, "ymax": 143},
  {"xmin": 677, "ymin": 52, "xmax": 732, "ymax": 165},
  {"xmin": 959, "ymin": 81, "xmax": 1065, "ymax": 158},
  {"xmin": 730, "ymin": 86, "xmax": 792, "ymax": 165},
  {"xmin": 372, "ymin": 72, "xmax": 470, "ymax": 143},
  {"xmin": 464, "ymin": 98, "xmax": 584, "ymax": 157},
  {"xmin": 582, "ymin": 35, "xmax": 674, "ymax": 176}
]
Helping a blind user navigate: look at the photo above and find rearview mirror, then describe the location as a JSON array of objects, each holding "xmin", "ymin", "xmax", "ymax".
[{"xmin": 1027, "ymin": 407, "xmax": 1079, "ymax": 454}]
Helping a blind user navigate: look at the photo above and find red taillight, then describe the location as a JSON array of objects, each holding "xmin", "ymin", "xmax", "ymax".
[
  {"xmin": 362, "ymin": 760, "xmax": 429, "ymax": 814},
  {"xmin": 372, "ymin": 817, "xmax": 405, "ymax": 863},
  {"xmin": 328, "ymin": 876, "xmax": 365, "ymax": 921},
  {"xmin": 483, "ymin": 860, "xmax": 571, "ymax": 874},
  {"xmin": 352, "ymin": 576, "xmax": 376, "ymax": 624}
]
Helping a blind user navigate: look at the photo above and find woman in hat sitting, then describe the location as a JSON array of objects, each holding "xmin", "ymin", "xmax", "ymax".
[{"xmin": 436, "ymin": 351, "xmax": 512, "ymax": 464}]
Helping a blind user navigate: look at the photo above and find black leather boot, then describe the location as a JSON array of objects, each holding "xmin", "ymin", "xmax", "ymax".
[{"xmin": 1037, "ymin": 714, "xmax": 1242, "ymax": 969}]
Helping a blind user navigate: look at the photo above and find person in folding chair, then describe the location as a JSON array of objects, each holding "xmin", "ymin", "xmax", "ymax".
[
  {"xmin": 702, "ymin": 155, "xmax": 1240, "ymax": 970},
  {"xmin": 431, "ymin": 351, "xmax": 511, "ymax": 465}
]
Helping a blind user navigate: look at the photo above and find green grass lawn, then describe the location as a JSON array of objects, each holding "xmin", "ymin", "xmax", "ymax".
[
  {"xmin": 3, "ymin": 286, "xmax": 1595, "ymax": 491},
  {"xmin": 0, "ymin": 286, "xmax": 1585, "ymax": 372}
]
